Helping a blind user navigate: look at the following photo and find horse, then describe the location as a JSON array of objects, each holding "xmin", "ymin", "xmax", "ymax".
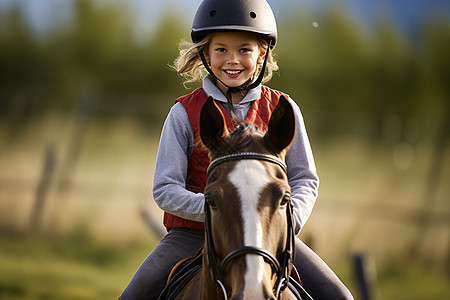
[{"xmin": 168, "ymin": 95, "xmax": 308, "ymax": 300}]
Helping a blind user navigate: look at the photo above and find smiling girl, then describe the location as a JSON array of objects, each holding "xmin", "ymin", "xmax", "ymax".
[
  {"xmin": 202, "ymin": 32, "xmax": 269, "ymax": 103},
  {"xmin": 120, "ymin": 0, "xmax": 353, "ymax": 299}
]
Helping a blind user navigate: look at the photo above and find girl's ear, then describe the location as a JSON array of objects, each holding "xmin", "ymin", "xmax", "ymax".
[
  {"xmin": 257, "ymin": 50, "xmax": 266, "ymax": 64},
  {"xmin": 202, "ymin": 49, "xmax": 211, "ymax": 66}
]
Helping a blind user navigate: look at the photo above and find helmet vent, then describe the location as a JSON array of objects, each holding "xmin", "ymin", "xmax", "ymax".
[
  {"xmin": 250, "ymin": 11, "xmax": 257, "ymax": 19},
  {"xmin": 209, "ymin": 10, "xmax": 216, "ymax": 17}
]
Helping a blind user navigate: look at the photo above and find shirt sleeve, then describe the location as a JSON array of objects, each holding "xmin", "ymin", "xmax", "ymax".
[
  {"xmin": 286, "ymin": 97, "xmax": 319, "ymax": 234},
  {"xmin": 152, "ymin": 102, "xmax": 205, "ymax": 222}
]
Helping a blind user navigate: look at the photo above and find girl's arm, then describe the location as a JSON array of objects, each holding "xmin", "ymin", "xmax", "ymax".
[
  {"xmin": 152, "ymin": 103, "xmax": 205, "ymax": 222},
  {"xmin": 286, "ymin": 97, "xmax": 320, "ymax": 234}
]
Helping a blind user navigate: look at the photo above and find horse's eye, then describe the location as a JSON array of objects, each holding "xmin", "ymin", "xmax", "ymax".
[
  {"xmin": 207, "ymin": 199, "xmax": 216, "ymax": 208},
  {"xmin": 280, "ymin": 193, "xmax": 290, "ymax": 206},
  {"xmin": 205, "ymin": 195, "xmax": 217, "ymax": 209}
]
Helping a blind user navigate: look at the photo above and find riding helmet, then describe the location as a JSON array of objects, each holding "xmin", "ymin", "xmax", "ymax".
[{"xmin": 191, "ymin": 0, "xmax": 277, "ymax": 47}]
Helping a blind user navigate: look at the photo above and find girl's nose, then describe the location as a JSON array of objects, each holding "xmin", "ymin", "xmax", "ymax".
[{"xmin": 227, "ymin": 51, "xmax": 239, "ymax": 64}]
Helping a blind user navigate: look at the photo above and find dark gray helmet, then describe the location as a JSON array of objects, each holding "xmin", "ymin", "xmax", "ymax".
[{"xmin": 191, "ymin": 0, "xmax": 277, "ymax": 46}]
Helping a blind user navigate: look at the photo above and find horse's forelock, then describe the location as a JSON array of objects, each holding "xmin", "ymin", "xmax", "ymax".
[{"xmin": 218, "ymin": 123, "xmax": 263, "ymax": 153}]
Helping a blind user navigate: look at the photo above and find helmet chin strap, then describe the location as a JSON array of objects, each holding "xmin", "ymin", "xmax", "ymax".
[{"xmin": 199, "ymin": 41, "xmax": 272, "ymax": 124}]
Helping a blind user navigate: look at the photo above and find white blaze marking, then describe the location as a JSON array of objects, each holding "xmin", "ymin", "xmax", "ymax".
[{"xmin": 228, "ymin": 160, "xmax": 270, "ymax": 299}]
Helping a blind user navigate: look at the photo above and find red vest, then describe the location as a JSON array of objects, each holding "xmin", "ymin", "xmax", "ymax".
[{"xmin": 163, "ymin": 86, "xmax": 288, "ymax": 230}]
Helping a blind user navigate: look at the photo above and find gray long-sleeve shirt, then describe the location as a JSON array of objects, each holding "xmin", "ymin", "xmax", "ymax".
[{"xmin": 152, "ymin": 76, "xmax": 319, "ymax": 234}]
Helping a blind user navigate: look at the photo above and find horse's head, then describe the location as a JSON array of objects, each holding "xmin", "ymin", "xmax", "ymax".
[{"xmin": 200, "ymin": 95, "xmax": 296, "ymax": 300}]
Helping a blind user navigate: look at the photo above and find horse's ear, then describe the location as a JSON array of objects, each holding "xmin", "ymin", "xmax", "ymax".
[
  {"xmin": 200, "ymin": 96, "xmax": 228, "ymax": 151},
  {"xmin": 265, "ymin": 95, "xmax": 296, "ymax": 153}
]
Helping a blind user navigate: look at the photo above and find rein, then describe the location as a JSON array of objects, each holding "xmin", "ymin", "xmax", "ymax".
[{"xmin": 204, "ymin": 152, "xmax": 296, "ymax": 300}]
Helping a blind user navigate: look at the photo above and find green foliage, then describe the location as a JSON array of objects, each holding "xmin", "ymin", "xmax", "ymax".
[
  {"xmin": 376, "ymin": 261, "xmax": 450, "ymax": 299},
  {"xmin": 424, "ymin": 20, "xmax": 450, "ymax": 107},
  {"xmin": 0, "ymin": 233, "xmax": 155, "ymax": 300},
  {"xmin": 1, "ymin": 233, "xmax": 449, "ymax": 300},
  {"xmin": 0, "ymin": 0, "xmax": 449, "ymax": 136}
]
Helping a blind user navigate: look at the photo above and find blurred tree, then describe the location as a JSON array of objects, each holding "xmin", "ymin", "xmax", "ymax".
[
  {"xmin": 47, "ymin": 0, "xmax": 133, "ymax": 100},
  {"xmin": 272, "ymin": 7, "xmax": 373, "ymax": 137},
  {"xmin": 0, "ymin": 7, "xmax": 41, "ymax": 113},
  {"xmin": 364, "ymin": 20, "xmax": 421, "ymax": 141},
  {"xmin": 424, "ymin": 19, "xmax": 450, "ymax": 118},
  {"xmin": 0, "ymin": 0, "xmax": 448, "ymax": 138}
]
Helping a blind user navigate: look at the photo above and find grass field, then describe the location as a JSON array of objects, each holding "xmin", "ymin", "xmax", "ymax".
[
  {"xmin": 0, "ymin": 232, "xmax": 449, "ymax": 300},
  {"xmin": 0, "ymin": 233, "xmax": 155, "ymax": 300}
]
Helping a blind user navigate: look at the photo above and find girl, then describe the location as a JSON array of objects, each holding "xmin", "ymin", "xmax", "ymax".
[{"xmin": 120, "ymin": 0, "xmax": 353, "ymax": 299}]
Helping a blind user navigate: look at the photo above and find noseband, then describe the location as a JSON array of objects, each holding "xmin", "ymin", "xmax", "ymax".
[{"xmin": 205, "ymin": 152, "xmax": 296, "ymax": 300}]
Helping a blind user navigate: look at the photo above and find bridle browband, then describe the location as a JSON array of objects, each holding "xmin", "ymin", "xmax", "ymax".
[
  {"xmin": 204, "ymin": 152, "xmax": 296, "ymax": 300},
  {"xmin": 206, "ymin": 152, "xmax": 287, "ymax": 177}
]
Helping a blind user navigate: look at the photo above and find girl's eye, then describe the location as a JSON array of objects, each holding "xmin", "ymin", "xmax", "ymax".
[
  {"xmin": 240, "ymin": 48, "xmax": 251, "ymax": 53},
  {"xmin": 216, "ymin": 48, "xmax": 226, "ymax": 52}
]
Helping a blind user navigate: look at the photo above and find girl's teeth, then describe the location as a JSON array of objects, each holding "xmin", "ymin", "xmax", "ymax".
[{"xmin": 226, "ymin": 70, "xmax": 241, "ymax": 75}]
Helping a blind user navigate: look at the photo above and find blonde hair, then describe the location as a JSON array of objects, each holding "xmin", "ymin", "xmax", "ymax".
[{"xmin": 173, "ymin": 33, "xmax": 278, "ymax": 86}]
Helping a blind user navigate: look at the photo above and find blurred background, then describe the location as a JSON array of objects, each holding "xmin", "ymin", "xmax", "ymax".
[{"xmin": 0, "ymin": 0, "xmax": 449, "ymax": 299}]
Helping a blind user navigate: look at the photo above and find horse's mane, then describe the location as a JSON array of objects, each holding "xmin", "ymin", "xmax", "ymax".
[
  {"xmin": 220, "ymin": 122, "xmax": 262, "ymax": 153},
  {"xmin": 196, "ymin": 122, "xmax": 264, "ymax": 158}
]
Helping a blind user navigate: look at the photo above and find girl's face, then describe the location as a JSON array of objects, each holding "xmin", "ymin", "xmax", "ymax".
[{"xmin": 205, "ymin": 32, "xmax": 265, "ymax": 94}]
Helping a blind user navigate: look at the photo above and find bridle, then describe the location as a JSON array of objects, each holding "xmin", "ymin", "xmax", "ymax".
[{"xmin": 204, "ymin": 152, "xmax": 296, "ymax": 300}]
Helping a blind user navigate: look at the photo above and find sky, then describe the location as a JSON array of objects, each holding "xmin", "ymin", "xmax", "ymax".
[{"xmin": 1, "ymin": 0, "xmax": 449, "ymax": 39}]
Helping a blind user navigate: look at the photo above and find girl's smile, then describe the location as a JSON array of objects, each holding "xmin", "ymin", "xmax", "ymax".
[
  {"xmin": 224, "ymin": 69, "xmax": 243, "ymax": 77},
  {"xmin": 205, "ymin": 32, "xmax": 265, "ymax": 99}
]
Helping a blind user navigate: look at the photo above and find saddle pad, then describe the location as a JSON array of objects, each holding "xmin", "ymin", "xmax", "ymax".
[{"xmin": 157, "ymin": 254, "xmax": 202, "ymax": 300}]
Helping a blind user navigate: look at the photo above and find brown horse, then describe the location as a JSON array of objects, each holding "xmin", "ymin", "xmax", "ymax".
[{"xmin": 173, "ymin": 95, "xmax": 305, "ymax": 300}]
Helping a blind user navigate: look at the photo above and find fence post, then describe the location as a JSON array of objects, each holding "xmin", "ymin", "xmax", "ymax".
[
  {"xmin": 353, "ymin": 253, "xmax": 378, "ymax": 300},
  {"xmin": 410, "ymin": 110, "xmax": 450, "ymax": 263},
  {"xmin": 57, "ymin": 85, "xmax": 95, "ymax": 194},
  {"xmin": 140, "ymin": 208, "xmax": 166, "ymax": 239},
  {"xmin": 30, "ymin": 144, "xmax": 56, "ymax": 233}
]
